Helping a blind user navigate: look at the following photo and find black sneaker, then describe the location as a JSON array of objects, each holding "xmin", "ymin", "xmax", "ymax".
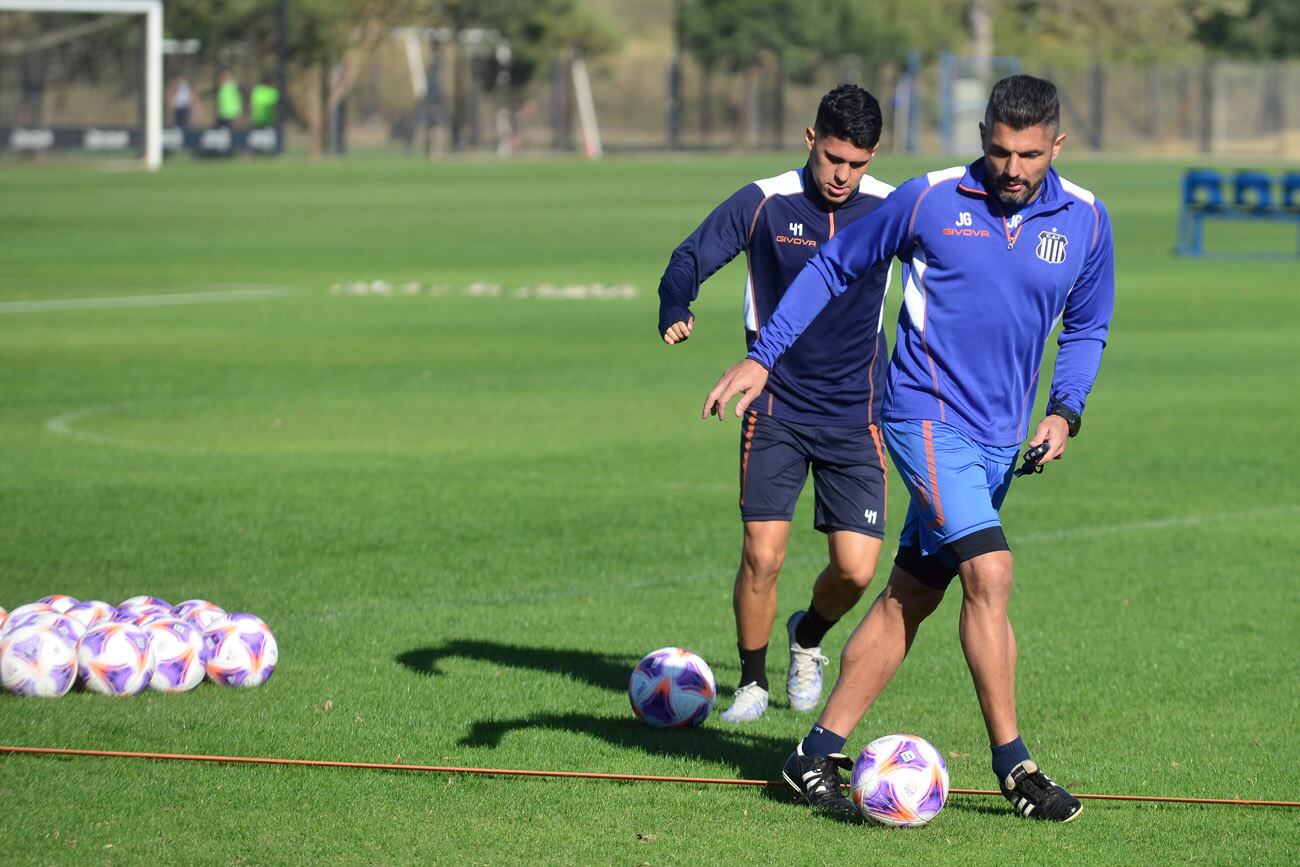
[
  {"xmin": 782, "ymin": 744, "xmax": 860, "ymax": 822},
  {"xmin": 1001, "ymin": 760, "xmax": 1083, "ymax": 822}
]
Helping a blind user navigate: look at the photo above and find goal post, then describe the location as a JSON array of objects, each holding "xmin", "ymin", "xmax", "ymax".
[{"xmin": 0, "ymin": 0, "xmax": 162, "ymax": 170}]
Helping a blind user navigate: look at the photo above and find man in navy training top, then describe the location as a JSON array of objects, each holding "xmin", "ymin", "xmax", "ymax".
[
  {"xmin": 703, "ymin": 75, "xmax": 1114, "ymax": 822},
  {"xmin": 658, "ymin": 85, "xmax": 895, "ymax": 723}
]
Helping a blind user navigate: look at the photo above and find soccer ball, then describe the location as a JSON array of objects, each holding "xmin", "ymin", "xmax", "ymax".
[
  {"xmin": 66, "ymin": 600, "xmax": 117, "ymax": 629},
  {"xmin": 3, "ymin": 605, "xmax": 55, "ymax": 636},
  {"xmin": 38, "ymin": 595, "xmax": 80, "ymax": 613},
  {"xmin": 22, "ymin": 611, "xmax": 85, "ymax": 647},
  {"xmin": 1, "ymin": 602, "xmax": 56, "ymax": 635},
  {"xmin": 114, "ymin": 605, "xmax": 170, "ymax": 625},
  {"xmin": 173, "ymin": 599, "xmax": 228, "ymax": 632},
  {"xmin": 0, "ymin": 625, "xmax": 79, "ymax": 697},
  {"xmin": 628, "ymin": 647, "xmax": 716, "ymax": 727},
  {"xmin": 203, "ymin": 613, "xmax": 277, "ymax": 687},
  {"xmin": 146, "ymin": 618, "xmax": 206, "ymax": 692},
  {"xmin": 78, "ymin": 622, "xmax": 155, "ymax": 696},
  {"xmin": 851, "ymin": 734, "xmax": 950, "ymax": 827},
  {"xmin": 118, "ymin": 595, "xmax": 171, "ymax": 612}
]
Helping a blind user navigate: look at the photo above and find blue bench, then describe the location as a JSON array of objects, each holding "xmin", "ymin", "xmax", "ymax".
[{"xmin": 1176, "ymin": 169, "xmax": 1300, "ymax": 256}]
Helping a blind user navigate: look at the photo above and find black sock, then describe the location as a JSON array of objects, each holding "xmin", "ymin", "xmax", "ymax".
[
  {"xmin": 738, "ymin": 644, "xmax": 768, "ymax": 691},
  {"xmin": 794, "ymin": 602, "xmax": 838, "ymax": 648}
]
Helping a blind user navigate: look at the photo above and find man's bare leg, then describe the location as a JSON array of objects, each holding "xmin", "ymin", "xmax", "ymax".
[
  {"xmin": 808, "ymin": 530, "xmax": 883, "ymax": 621},
  {"xmin": 785, "ymin": 530, "xmax": 884, "ymax": 711},
  {"xmin": 733, "ymin": 520, "xmax": 791, "ymax": 649},
  {"xmin": 722, "ymin": 521, "xmax": 790, "ymax": 722},
  {"xmin": 956, "ymin": 550, "xmax": 1018, "ymax": 746},
  {"xmin": 814, "ymin": 565, "xmax": 946, "ymax": 735}
]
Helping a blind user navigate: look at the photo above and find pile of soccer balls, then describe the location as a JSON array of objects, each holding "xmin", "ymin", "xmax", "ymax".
[
  {"xmin": 628, "ymin": 646, "xmax": 949, "ymax": 827},
  {"xmin": 0, "ymin": 595, "xmax": 277, "ymax": 698}
]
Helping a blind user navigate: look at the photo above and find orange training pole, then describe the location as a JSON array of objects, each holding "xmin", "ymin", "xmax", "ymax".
[{"xmin": 3, "ymin": 746, "xmax": 1297, "ymax": 808}]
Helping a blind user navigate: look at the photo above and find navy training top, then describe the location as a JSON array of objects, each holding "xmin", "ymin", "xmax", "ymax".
[{"xmin": 658, "ymin": 166, "xmax": 895, "ymax": 427}]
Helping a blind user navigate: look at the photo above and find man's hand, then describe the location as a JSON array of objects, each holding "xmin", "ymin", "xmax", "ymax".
[
  {"xmin": 702, "ymin": 358, "xmax": 769, "ymax": 421},
  {"xmin": 1027, "ymin": 414, "xmax": 1070, "ymax": 466},
  {"xmin": 663, "ymin": 316, "xmax": 694, "ymax": 345}
]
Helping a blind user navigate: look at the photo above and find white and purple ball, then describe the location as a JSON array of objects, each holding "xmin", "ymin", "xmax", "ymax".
[
  {"xmin": 114, "ymin": 605, "xmax": 170, "ymax": 625},
  {"xmin": 24, "ymin": 611, "xmax": 85, "ymax": 647},
  {"xmin": 2, "ymin": 602, "xmax": 56, "ymax": 636},
  {"xmin": 66, "ymin": 600, "xmax": 117, "ymax": 630},
  {"xmin": 0, "ymin": 625, "xmax": 79, "ymax": 697},
  {"xmin": 37, "ymin": 595, "xmax": 79, "ymax": 613},
  {"xmin": 203, "ymin": 613, "xmax": 277, "ymax": 687},
  {"xmin": 77, "ymin": 622, "xmax": 155, "ymax": 696},
  {"xmin": 5, "ymin": 607, "xmax": 81, "ymax": 642},
  {"xmin": 851, "ymin": 734, "xmax": 950, "ymax": 827},
  {"xmin": 628, "ymin": 647, "xmax": 716, "ymax": 728},
  {"xmin": 173, "ymin": 599, "xmax": 227, "ymax": 632},
  {"xmin": 146, "ymin": 618, "xmax": 206, "ymax": 692},
  {"xmin": 118, "ymin": 595, "xmax": 171, "ymax": 612}
]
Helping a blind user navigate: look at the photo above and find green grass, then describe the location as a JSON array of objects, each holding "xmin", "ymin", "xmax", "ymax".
[{"xmin": 0, "ymin": 151, "xmax": 1297, "ymax": 864}]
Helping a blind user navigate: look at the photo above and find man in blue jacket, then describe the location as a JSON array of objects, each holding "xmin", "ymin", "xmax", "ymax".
[
  {"xmin": 703, "ymin": 75, "xmax": 1114, "ymax": 822},
  {"xmin": 658, "ymin": 85, "xmax": 895, "ymax": 723}
]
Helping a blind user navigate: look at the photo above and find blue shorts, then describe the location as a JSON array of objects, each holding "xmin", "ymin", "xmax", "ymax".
[
  {"xmin": 883, "ymin": 419, "xmax": 1018, "ymax": 578},
  {"xmin": 739, "ymin": 411, "xmax": 887, "ymax": 537}
]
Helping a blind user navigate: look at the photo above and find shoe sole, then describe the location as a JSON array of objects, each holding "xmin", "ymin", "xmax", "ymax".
[
  {"xmin": 1010, "ymin": 801, "xmax": 1084, "ymax": 823},
  {"xmin": 781, "ymin": 769, "xmax": 861, "ymax": 822}
]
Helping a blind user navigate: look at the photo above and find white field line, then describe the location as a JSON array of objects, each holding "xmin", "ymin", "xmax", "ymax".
[
  {"xmin": 285, "ymin": 503, "xmax": 1299, "ymax": 618},
  {"xmin": 1014, "ymin": 504, "xmax": 1300, "ymax": 544},
  {"xmin": 0, "ymin": 285, "xmax": 292, "ymax": 314},
  {"xmin": 41, "ymin": 397, "xmax": 1297, "ymax": 612},
  {"xmin": 44, "ymin": 403, "xmax": 139, "ymax": 446}
]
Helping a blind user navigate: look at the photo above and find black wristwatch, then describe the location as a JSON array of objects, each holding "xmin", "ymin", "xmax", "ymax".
[{"xmin": 1047, "ymin": 401, "xmax": 1082, "ymax": 438}]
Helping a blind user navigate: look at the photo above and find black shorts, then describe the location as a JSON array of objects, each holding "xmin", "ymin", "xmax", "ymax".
[{"xmin": 739, "ymin": 410, "xmax": 886, "ymax": 536}]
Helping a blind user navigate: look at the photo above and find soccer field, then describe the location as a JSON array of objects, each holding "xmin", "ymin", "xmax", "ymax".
[{"xmin": 0, "ymin": 151, "xmax": 1297, "ymax": 864}]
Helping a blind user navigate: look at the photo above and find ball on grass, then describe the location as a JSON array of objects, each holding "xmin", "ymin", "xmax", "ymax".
[
  {"xmin": 628, "ymin": 647, "xmax": 716, "ymax": 728},
  {"xmin": 204, "ymin": 613, "xmax": 277, "ymax": 687},
  {"xmin": 146, "ymin": 617, "xmax": 206, "ymax": 693},
  {"xmin": 0, "ymin": 625, "xmax": 78, "ymax": 698},
  {"xmin": 78, "ymin": 622, "xmax": 154, "ymax": 696},
  {"xmin": 851, "ymin": 734, "xmax": 950, "ymax": 827}
]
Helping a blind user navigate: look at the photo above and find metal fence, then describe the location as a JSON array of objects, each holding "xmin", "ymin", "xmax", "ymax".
[
  {"xmin": 361, "ymin": 38, "xmax": 1300, "ymax": 159},
  {"xmin": 5, "ymin": 10, "xmax": 1298, "ymax": 161}
]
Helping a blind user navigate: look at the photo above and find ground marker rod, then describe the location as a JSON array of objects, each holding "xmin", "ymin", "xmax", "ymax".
[{"xmin": 2, "ymin": 746, "xmax": 1296, "ymax": 808}]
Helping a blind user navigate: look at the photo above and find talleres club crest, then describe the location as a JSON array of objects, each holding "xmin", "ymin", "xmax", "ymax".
[{"xmin": 1036, "ymin": 229, "xmax": 1068, "ymax": 264}]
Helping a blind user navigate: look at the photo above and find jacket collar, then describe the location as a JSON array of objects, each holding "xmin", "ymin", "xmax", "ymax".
[
  {"xmin": 957, "ymin": 159, "xmax": 1066, "ymax": 210},
  {"xmin": 801, "ymin": 164, "xmax": 857, "ymax": 211}
]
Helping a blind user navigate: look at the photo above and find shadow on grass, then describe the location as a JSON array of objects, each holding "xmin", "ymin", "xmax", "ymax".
[
  {"xmin": 460, "ymin": 712, "xmax": 798, "ymax": 803},
  {"xmin": 396, "ymin": 640, "xmax": 637, "ymax": 693}
]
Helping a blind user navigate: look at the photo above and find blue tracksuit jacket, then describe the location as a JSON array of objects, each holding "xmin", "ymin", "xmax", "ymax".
[
  {"xmin": 658, "ymin": 166, "xmax": 895, "ymax": 426},
  {"xmin": 747, "ymin": 160, "xmax": 1116, "ymax": 446}
]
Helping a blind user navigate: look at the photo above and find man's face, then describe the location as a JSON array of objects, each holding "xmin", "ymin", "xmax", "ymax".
[
  {"xmin": 980, "ymin": 121, "xmax": 1066, "ymax": 207},
  {"xmin": 805, "ymin": 129, "xmax": 876, "ymax": 205}
]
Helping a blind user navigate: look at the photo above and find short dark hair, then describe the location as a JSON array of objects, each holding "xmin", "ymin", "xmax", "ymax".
[
  {"xmin": 984, "ymin": 75, "xmax": 1060, "ymax": 132},
  {"xmin": 814, "ymin": 84, "xmax": 883, "ymax": 150}
]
